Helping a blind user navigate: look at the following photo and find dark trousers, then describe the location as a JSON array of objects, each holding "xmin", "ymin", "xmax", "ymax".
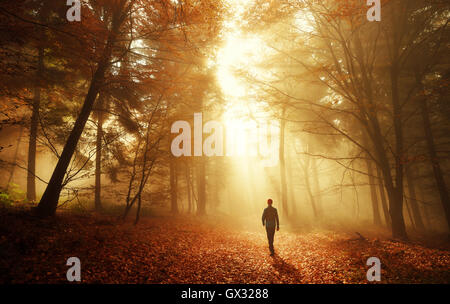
[{"xmin": 265, "ymin": 225, "xmax": 276, "ymax": 253}]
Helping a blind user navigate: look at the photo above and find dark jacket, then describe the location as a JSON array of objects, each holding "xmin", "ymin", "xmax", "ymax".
[{"xmin": 262, "ymin": 206, "xmax": 279, "ymax": 228}]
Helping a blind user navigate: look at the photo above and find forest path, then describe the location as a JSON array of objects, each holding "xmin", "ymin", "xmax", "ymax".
[
  {"xmin": 1, "ymin": 210, "xmax": 449, "ymax": 283},
  {"xmin": 79, "ymin": 215, "xmax": 450, "ymax": 284}
]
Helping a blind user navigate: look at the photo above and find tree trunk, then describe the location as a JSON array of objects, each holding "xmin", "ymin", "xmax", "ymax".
[
  {"xmin": 279, "ymin": 110, "xmax": 288, "ymax": 218},
  {"xmin": 366, "ymin": 159, "xmax": 382, "ymax": 225},
  {"xmin": 404, "ymin": 194, "xmax": 416, "ymax": 229},
  {"xmin": 36, "ymin": 22, "xmax": 120, "ymax": 217},
  {"xmin": 376, "ymin": 167, "xmax": 391, "ymax": 228},
  {"xmin": 124, "ymin": 120, "xmax": 156, "ymax": 221},
  {"xmin": 27, "ymin": 45, "xmax": 44, "ymax": 201},
  {"xmin": 6, "ymin": 126, "xmax": 24, "ymax": 189},
  {"xmin": 191, "ymin": 163, "xmax": 198, "ymax": 213},
  {"xmin": 185, "ymin": 164, "xmax": 192, "ymax": 214},
  {"xmin": 196, "ymin": 158, "xmax": 206, "ymax": 215},
  {"xmin": 303, "ymin": 156, "xmax": 318, "ymax": 218},
  {"xmin": 310, "ymin": 156, "xmax": 322, "ymax": 216},
  {"xmin": 372, "ymin": 125, "xmax": 407, "ymax": 239},
  {"xmin": 213, "ymin": 159, "xmax": 222, "ymax": 212},
  {"xmin": 135, "ymin": 193, "xmax": 142, "ymax": 225},
  {"xmin": 419, "ymin": 189, "xmax": 431, "ymax": 231},
  {"xmin": 405, "ymin": 166, "xmax": 425, "ymax": 230},
  {"xmin": 94, "ymin": 94, "xmax": 105, "ymax": 211},
  {"xmin": 420, "ymin": 95, "xmax": 450, "ymax": 232},
  {"xmin": 286, "ymin": 142, "xmax": 297, "ymax": 217},
  {"xmin": 388, "ymin": 187, "xmax": 407, "ymax": 239},
  {"xmin": 170, "ymin": 156, "xmax": 178, "ymax": 214},
  {"xmin": 389, "ymin": 64, "xmax": 407, "ymax": 239},
  {"xmin": 367, "ymin": 84, "xmax": 407, "ymax": 238}
]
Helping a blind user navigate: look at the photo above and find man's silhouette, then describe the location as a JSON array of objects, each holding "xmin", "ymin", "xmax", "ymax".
[{"xmin": 262, "ymin": 199, "xmax": 279, "ymax": 255}]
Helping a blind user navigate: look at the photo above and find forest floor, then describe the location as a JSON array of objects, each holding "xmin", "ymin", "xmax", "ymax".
[{"xmin": 0, "ymin": 206, "xmax": 449, "ymax": 284}]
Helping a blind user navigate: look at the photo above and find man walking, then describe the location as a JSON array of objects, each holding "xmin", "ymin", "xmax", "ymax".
[{"xmin": 262, "ymin": 198, "xmax": 280, "ymax": 256}]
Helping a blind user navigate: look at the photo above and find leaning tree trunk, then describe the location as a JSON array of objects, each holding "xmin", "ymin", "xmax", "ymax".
[
  {"xmin": 36, "ymin": 20, "xmax": 120, "ymax": 217},
  {"xmin": 27, "ymin": 45, "xmax": 44, "ymax": 201}
]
